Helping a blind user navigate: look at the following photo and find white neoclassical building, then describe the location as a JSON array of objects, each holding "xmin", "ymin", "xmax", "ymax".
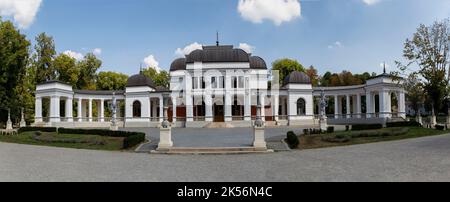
[{"xmin": 34, "ymin": 44, "xmax": 406, "ymax": 128}]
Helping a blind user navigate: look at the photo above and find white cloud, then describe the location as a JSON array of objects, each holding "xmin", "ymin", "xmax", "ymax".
[
  {"xmin": 0, "ymin": 0, "xmax": 42, "ymax": 28},
  {"xmin": 143, "ymin": 55, "xmax": 162, "ymax": 72},
  {"xmin": 175, "ymin": 42, "xmax": 203, "ymax": 57},
  {"xmin": 363, "ymin": 0, "xmax": 381, "ymax": 6},
  {"xmin": 237, "ymin": 0, "xmax": 301, "ymax": 26},
  {"xmin": 328, "ymin": 41, "xmax": 343, "ymax": 49},
  {"xmin": 239, "ymin": 43, "xmax": 255, "ymax": 53},
  {"xmin": 93, "ymin": 48, "xmax": 102, "ymax": 55},
  {"xmin": 63, "ymin": 50, "xmax": 84, "ymax": 61}
]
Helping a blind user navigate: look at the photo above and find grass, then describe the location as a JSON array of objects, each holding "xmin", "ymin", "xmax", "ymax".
[
  {"xmin": 0, "ymin": 131, "xmax": 125, "ymax": 151},
  {"xmin": 299, "ymin": 127, "xmax": 449, "ymax": 150}
]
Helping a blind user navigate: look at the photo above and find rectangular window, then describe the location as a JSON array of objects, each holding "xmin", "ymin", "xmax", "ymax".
[
  {"xmin": 211, "ymin": 77, "xmax": 217, "ymax": 89},
  {"xmin": 238, "ymin": 76, "xmax": 244, "ymax": 88},
  {"xmin": 201, "ymin": 77, "xmax": 206, "ymax": 89},
  {"xmin": 219, "ymin": 76, "xmax": 224, "ymax": 88},
  {"xmin": 232, "ymin": 76, "xmax": 237, "ymax": 88},
  {"xmin": 192, "ymin": 77, "xmax": 198, "ymax": 89}
]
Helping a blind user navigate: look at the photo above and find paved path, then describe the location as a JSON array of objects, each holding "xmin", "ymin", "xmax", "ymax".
[
  {"xmin": 2, "ymin": 134, "xmax": 450, "ymax": 182},
  {"xmin": 123, "ymin": 127, "xmax": 307, "ymax": 147}
]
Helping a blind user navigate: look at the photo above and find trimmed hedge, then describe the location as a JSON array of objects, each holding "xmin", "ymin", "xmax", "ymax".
[
  {"xmin": 58, "ymin": 128, "xmax": 146, "ymax": 149},
  {"xmin": 322, "ymin": 134, "xmax": 351, "ymax": 143},
  {"xmin": 435, "ymin": 125, "xmax": 445, "ymax": 131},
  {"xmin": 386, "ymin": 121, "xmax": 421, "ymax": 128},
  {"xmin": 286, "ymin": 131, "xmax": 300, "ymax": 149},
  {"xmin": 18, "ymin": 127, "xmax": 57, "ymax": 133},
  {"xmin": 351, "ymin": 124, "xmax": 383, "ymax": 131},
  {"xmin": 326, "ymin": 126, "xmax": 334, "ymax": 134},
  {"xmin": 350, "ymin": 128, "xmax": 409, "ymax": 138}
]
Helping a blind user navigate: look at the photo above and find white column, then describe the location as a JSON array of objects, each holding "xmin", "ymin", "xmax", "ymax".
[
  {"xmin": 379, "ymin": 90, "xmax": 391, "ymax": 118},
  {"xmin": 77, "ymin": 98, "xmax": 82, "ymax": 122},
  {"xmin": 88, "ymin": 99, "xmax": 93, "ymax": 122},
  {"xmin": 260, "ymin": 93, "xmax": 265, "ymax": 121},
  {"xmin": 186, "ymin": 95, "xmax": 193, "ymax": 122},
  {"xmin": 66, "ymin": 98, "xmax": 73, "ymax": 122},
  {"xmin": 366, "ymin": 92, "xmax": 372, "ymax": 118},
  {"xmin": 244, "ymin": 92, "xmax": 251, "ymax": 121},
  {"xmin": 346, "ymin": 95, "xmax": 351, "ymax": 118},
  {"xmin": 205, "ymin": 94, "xmax": 213, "ymax": 122},
  {"xmin": 398, "ymin": 91, "xmax": 406, "ymax": 119},
  {"xmin": 35, "ymin": 97, "xmax": 43, "ymax": 123},
  {"xmin": 50, "ymin": 96, "xmax": 60, "ymax": 123},
  {"xmin": 99, "ymin": 99, "xmax": 104, "ymax": 122},
  {"xmin": 334, "ymin": 95, "xmax": 339, "ymax": 119},
  {"xmin": 274, "ymin": 95, "xmax": 279, "ymax": 121},
  {"xmin": 159, "ymin": 96, "xmax": 164, "ymax": 122},
  {"xmin": 172, "ymin": 96, "xmax": 177, "ymax": 123},
  {"xmin": 225, "ymin": 92, "xmax": 232, "ymax": 121},
  {"xmin": 356, "ymin": 94, "xmax": 362, "ymax": 118}
]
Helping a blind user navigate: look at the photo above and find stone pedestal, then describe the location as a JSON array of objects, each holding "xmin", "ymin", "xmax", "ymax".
[
  {"xmin": 319, "ymin": 117, "xmax": 328, "ymax": 132},
  {"xmin": 417, "ymin": 115, "xmax": 423, "ymax": 126},
  {"xmin": 6, "ymin": 120, "xmax": 13, "ymax": 130},
  {"xmin": 157, "ymin": 127, "xmax": 173, "ymax": 151},
  {"xmin": 431, "ymin": 115, "xmax": 437, "ymax": 127},
  {"xmin": 110, "ymin": 125, "xmax": 119, "ymax": 131},
  {"xmin": 253, "ymin": 126, "xmax": 266, "ymax": 151}
]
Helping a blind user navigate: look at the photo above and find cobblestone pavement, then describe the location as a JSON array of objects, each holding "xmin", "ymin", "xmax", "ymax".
[{"xmin": 1, "ymin": 134, "xmax": 450, "ymax": 182}]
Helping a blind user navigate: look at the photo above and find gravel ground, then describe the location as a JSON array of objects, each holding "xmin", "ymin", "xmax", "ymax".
[{"xmin": 1, "ymin": 134, "xmax": 450, "ymax": 182}]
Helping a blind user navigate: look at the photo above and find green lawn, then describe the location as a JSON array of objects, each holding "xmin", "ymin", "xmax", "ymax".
[
  {"xmin": 0, "ymin": 131, "xmax": 125, "ymax": 151},
  {"xmin": 299, "ymin": 127, "xmax": 449, "ymax": 150}
]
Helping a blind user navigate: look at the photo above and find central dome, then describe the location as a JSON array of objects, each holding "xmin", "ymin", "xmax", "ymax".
[
  {"xmin": 186, "ymin": 45, "xmax": 250, "ymax": 63},
  {"xmin": 126, "ymin": 74, "xmax": 155, "ymax": 88}
]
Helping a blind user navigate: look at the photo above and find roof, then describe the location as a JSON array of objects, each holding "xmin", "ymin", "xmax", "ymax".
[
  {"xmin": 185, "ymin": 45, "xmax": 250, "ymax": 63},
  {"xmin": 284, "ymin": 71, "xmax": 311, "ymax": 85},
  {"xmin": 170, "ymin": 44, "xmax": 268, "ymax": 71},
  {"xmin": 170, "ymin": 58, "xmax": 186, "ymax": 71},
  {"xmin": 74, "ymin": 90, "xmax": 125, "ymax": 95},
  {"xmin": 37, "ymin": 80, "xmax": 71, "ymax": 86},
  {"xmin": 126, "ymin": 74, "xmax": 155, "ymax": 88},
  {"xmin": 155, "ymin": 86, "xmax": 170, "ymax": 92},
  {"xmin": 249, "ymin": 56, "xmax": 267, "ymax": 69}
]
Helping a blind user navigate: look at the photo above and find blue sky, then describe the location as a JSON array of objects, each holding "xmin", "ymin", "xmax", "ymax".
[{"xmin": 1, "ymin": 0, "xmax": 449, "ymax": 76}]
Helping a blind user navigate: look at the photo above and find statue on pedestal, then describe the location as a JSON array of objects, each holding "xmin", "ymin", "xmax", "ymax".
[
  {"xmin": 6, "ymin": 108, "xmax": 13, "ymax": 130},
  {"xmin": 319, "ymin": 90, "xmax": 328, "ymax": 132},
  {"xmin": 20, "ymin": 108, "xmax": 26, "ymax": 128},
  {"xmin": 110, "ymin": 92, "xmax": 118, "ymax": 131}
]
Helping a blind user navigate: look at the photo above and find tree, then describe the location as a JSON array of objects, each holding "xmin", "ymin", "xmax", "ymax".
[
  {"xmin": 306, "ymin": 65, "xmax": 319, "ymax": 86},
  {"xmin": 0, "ymin": 19, "xmax": 31, "ymax": 123},
  {"xmin": 403, "ymin": 73, "xmax": 425, "ymax": 115},
  {"xmin": 272, "ymin": 58, "xmax": 305, "ymax": 84},
  {"xmin": 77, "ymin": 53, "xmax": 102, "ymax": 90},
  {"xmin": 320, "ymin": 71, "xmax": 332, "ymax": 86},
  {"xmin": 397, "ymin": 18, "xmax": 450, "ymax": 113},
  {"xmin": 141, "ymin": 67, "xmax": 170, "ymax": 88},
  {"xmin": 53, "ymin": 53, "xmax": 79, "ymax": 87},
  {"xmin": 97, "ymin": 71, "xmax": 128, "ymax": 90},
  {"xmin": 33, "ymin": 33, "xmax": 56, "ymax": 83}
]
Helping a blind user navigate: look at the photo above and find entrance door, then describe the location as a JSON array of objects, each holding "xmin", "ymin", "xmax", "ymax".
[{"xmin": 214, "ymin": 104, "xmax": 224, "ymax": 122}]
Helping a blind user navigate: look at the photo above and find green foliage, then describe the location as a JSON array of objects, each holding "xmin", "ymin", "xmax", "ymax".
[
  {"xmin": 34, "ymin": 33, "xmax": 56, "ymax": 83},
  {"xmin": 123, "ymin": 133, "xmax": 146, "ymax": 149},
  {"xmin": 326, "ymin": 126, "xmax": 334, "ymax": 134},
  {"xmin": 386, "ymin": 121, "xmax": 421, "ymax": 128},
  {"xmin": 320, "ymin": 71, "xmax": 374, "ymax": 87},
  {"xmin": 76, "ymin": 53, "xmax": 102, "ymax": 90},
  {"xmin": 53, "ymin": 53, "xmax": 79, "ymax": 87},
  {"xmin": 286, "ymin": 131, "xmax": 300, "ymax": 149},
  {"xmin": 435, "ymin": 125, "xmax": 445, "ymax": 131},
  {"xmin": 397, "ymin": 19, "xmax": 450, "ymax": 113},
  {"xmin": 0, "ymin": 19, "xmax": 31, "ymax": 123},
  {"xmin": 350, "ymin": 128, "xmax": 409, "ymax": 138},
  {"xmin": 272, "ymin": 58, "xmax": 305, "ymax": 84},
  {"xmin": 141, "ymin": 67, "xmax": 170, "ymax": 88},
  {"xmin": 322, "ymin": 134, "xmax": 351, "ymax": 143},
  {"xmin": 57, "ymin": 128, "xmax": 145, "ymax": 149},
  {"xmin": 18, "ymin": 127, "xmax": 57, "ymax": 133},
  {"xmin": 97, "ymin": 71, "xmax": 129, "ymax": 90},
  {"xmin": 351, "ymin": 124, "xmax": 383, "ymax": 131}
]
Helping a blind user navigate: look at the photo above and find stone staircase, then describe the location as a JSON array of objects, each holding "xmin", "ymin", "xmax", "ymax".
[
  {"xmin": 151, "ymin": 147, "xmax": 273, "ymax": 154},
  {"xmin": 203, "ymin": 122, "xmax": 235, "ymax": 128}
]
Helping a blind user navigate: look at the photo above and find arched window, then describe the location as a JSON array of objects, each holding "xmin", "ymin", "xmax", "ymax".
[
  {"xmin": 133, "ymin": 100, "xmax": 141, "ymax": 118},
  {"xmin": 297, "ymin": 98, "xmax": 306, "ymax": 116}
]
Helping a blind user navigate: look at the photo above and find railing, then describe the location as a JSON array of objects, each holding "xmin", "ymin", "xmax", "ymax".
[
  {"xmin": 193, "ymin": 116, "xmax": 206, "ymax": 121},
  {"xmin": 232, "ymin": 116, "xmax": 245, "ymax": 121}
]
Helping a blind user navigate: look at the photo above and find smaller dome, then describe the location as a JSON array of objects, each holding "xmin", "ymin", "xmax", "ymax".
[
  {"xmin": 249, "ymin": 56, "xmax": 267, "ymax": 69},
  {"xmin": 126, "ymin": 74, "xmax": 155, "ymax": 88},
  {"xmin": 284, "ymin": 71, "xmax": 311, "ymax": 85},
  {"xmin": 170, "ymin": 58, "xmax": 186, "ymax": 71}
]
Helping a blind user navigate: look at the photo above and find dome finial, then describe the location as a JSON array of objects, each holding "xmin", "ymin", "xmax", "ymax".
[
  {"xmin": 383, "ymin": 62, "xmax": 386, "ymax": 74},
  {"xmin": 140, "ymin": 63, "xmax": 143, "ymax": 74},
  {"xmin": 216, "ymin": 31, "xmax": 219, "ymax": 46}
]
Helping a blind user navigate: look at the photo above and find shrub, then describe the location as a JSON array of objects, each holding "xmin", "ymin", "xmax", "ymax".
[
  {"xmin": 435, "ymin": 125, "xmax": 445, "ymax": 130},
  {"xmin": 345, "ymin": 125, "xmax": 350, "ymax": 131},
  {"xmin": 286, "ymin": 131, "xmax": 300, "ymax": 149},
  {"xmin": 351, "ymin": 124, "xmax": 383, "ymax": 131},
  {"xmin": 303, "ymin": 129, "xmax": 309, "ymax": 135},
  {"xmin": 35, "ymin": 131, "xmax": 42, "ymax": 136},
  {"xmin": 18, "ymin": 127, "xmax": 57, "ymax": 133},
  {"xmin": 322, "ymin": 134, "xmax": 351, "ymax": 143},
  {"xmin": 123, "ymin": 133, "xmax": 146, "ymax": 149},
  {"xmin": 326, "ymin": 126, "xmax": 334, "ymax": 134},
  {"xmin": 350, "ymin": 128, "xmax": 409, "ymax": 138},
  {"xmin": 386, "ymin": 121, "xmax": 421, "ymax": 128}
]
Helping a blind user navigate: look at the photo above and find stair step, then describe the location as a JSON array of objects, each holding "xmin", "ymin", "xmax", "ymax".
[{"xmin": 150, "ymin": 147, "xmax": 273, "ymax": 154}]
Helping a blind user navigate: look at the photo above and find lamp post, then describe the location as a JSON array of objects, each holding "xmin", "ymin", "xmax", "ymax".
[
  {"xmin": 319, "ymin": 89, "xmax": 328, "ymax": 132},
  {"xmin": 161, "ymin": 92, "xmax": 170, "ymax": 128},
  {"xmin": 157, "ymin": 91, "xmax": 173, "ymax": 150},
  {"xmin": 254, "ymin": 89, "xmax": 264, "ymax": 127}
]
